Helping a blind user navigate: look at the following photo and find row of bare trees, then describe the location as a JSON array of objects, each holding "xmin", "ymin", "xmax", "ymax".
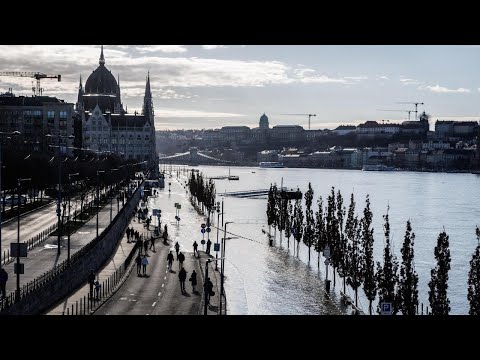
[{"xmin": 267, "ymin": 184, "xmax": 480, "ymax": 315}]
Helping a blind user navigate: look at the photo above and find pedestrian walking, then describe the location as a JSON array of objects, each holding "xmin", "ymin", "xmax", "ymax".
[
  {"xmin": 135, "ymin": 253, "xmax": 142, "ymax": 276},
  {"xmin": 167, "ymin": 251, "xmax": 174, "ymax": 271},
  {"xmin": 88, "ymin": 270, "xmax": 95, "ymax": 298},
  {"xmin": 94, "ymin": 280, "xmax": 101, "ymax": 300},
  {"xmin": 138, "ymin": 237, "xmax": 143, "ymax": 255},
  {"xmin": 206, "ymin": 239, "xmax": 212, "ymax": 255},
  {"xmin": 204, "ymin": 277, "xmax": 214, "ymax": 305},
  {"xmin": 174, "ymin": 241, "xmax": 180, "ymax": 259},
  {"xmin": 189, "ymin": 270, "xmax": 197, "ymax": 293},
  {"xmin": 143, "ymin": 237, "xmax": 149, "ymax": 255},
  {"xmin": 149, "ymin": 235, "xmax": 156, "ymax": 252},
  {"xmin": 0, "ymin": 268, "xmax": 8, "ymax": 299},
  {"xmin": 162, "ymin": 229, "xmax": 168, "ymax": 244},
  {"xmin": 178, "ymin": 251, "xmax": 185, "ymax": 270},
  {"xmin": 193, "ymin": 241, "xmax": 199, "ymax": 257},
  {"xmin": 179, "ymin": 267, "xmax": 187, "ymax": 294},
  {"xmin": 141, "ymin": 254, "xmax": 149, "ymax": 276}
]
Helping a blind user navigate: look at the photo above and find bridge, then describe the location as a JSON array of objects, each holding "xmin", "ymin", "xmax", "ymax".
[
  {"xmin": 223, "ymin": 187, "xmax": 302, "ymax": 199},
  {"xmin": 158, "ymin": 147, "xmax": 231, "ymax": 165}
]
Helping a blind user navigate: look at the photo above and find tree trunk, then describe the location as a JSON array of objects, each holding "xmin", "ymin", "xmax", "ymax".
[
  {"xmin": 317, "ymin": 250, "xmax": 320, "ymax": 268},
  {"xmin": 287, "ymin": 235, "xmax": 290, "ymax": 249},
  {"xmin": 343, "ymin": 277, "xmax": 346, "ymax": 295},
  {"xmin": 333, "ymin": 267, "xmax": 336, "ymax": 287},
  {"xmin": 308, "ymin": 246, "xmax": 311, "ymax": 264},
  {"xmin": 369, "ymin": 300, "xmax": 372, "ymax": 315},
  {"xmin": 355, "ymin": 289, "xmax": 358, "ymax": 308}
]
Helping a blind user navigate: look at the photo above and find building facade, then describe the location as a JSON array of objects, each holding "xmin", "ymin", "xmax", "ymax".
[
  {"xmin": 76, "ymin": 46, "xmax": 158, "ymax": 172},
  {"xmin": 0, "ymin": 90, "xmax": 74, "ymax": 155}
]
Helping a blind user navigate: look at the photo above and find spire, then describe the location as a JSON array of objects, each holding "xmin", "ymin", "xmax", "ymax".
[
  {"xmin": 145, "ymin": 71, "xmax": 151, "ymax": 98},
  {"xmin": 117, "ymin": 73, "xmax": 120, "ymax": 88},
  {"xmin": 99, "ymin": 45, "xmax": 105, "ymax": 65},
  {"xmin": 79, "ymin": 74, "xmax": 83, "ymax": 90},
  {"xmin": 143, "ymin": 71, "xmax": 153, "ymax": 117}
]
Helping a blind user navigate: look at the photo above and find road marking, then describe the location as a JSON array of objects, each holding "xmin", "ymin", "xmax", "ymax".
[
  {"xmin": 162, "ymin": 284, "xmax": 164, "ymax": 288},
  {"xmin": 164, "ymin": 276, "xmax": 167, "ymax": 280},
  {"xmin": 158, "ymin": 292, "xmax": 161, "ymax": 296},
  {"xmin": 152, "ymin": 302, "xmax": 156, "ymax": 307},
  {"xmin": 165, "ymin": 270, "xmax": 168, "ymax": 273}
]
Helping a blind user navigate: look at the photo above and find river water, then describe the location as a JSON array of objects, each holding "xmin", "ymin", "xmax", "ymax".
[{"xmin": 168, "ymin": 165, "xmax": 478, "ymax": 315}]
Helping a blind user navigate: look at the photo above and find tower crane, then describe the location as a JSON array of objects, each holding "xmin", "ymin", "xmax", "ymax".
[
  {"xmin": 377, "ymin": 109, "xmax": 416, "ymax": 121},
  {"xmin": 280, "ymin": 113, "xmax": 316, "ymax": 130},
  {"xmin": 396, "ymin": 102, "xmax": 424, "ymax": 121},
  {"xmin": 0, "ymin": 72, "xmax": 61, "ymax": 96}
]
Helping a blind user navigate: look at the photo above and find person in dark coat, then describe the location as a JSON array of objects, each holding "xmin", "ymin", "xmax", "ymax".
[
  {"xmin": 143, "ymin": 238, "xmax": 149, "ymax": 255},
  {"xmin": 189, "ymin": 270, "xmax": 197, "ymax": 293},
  {"xmin": 167, "ymin": 251, "xmax": 174, "ymax": 271},
  {"xmin": 0, "ymin": 268, "xmax": 8, "ymax": 299},
  {"xmin": 135, "ymin": 253, "xmax": 142, "ymax": 275},
  {"xmin": 174, "ymin": 241, "xmax": 180, "ymax": 259},
  {"xmin": 149, "ymin": 235, "xmax": 156, "ymax": 252},
  {"xmin": 204, "ymin": 277, "xmax": 214, "ymax": 305},
  {"xmin": 88, "ymin": 270, "xmax": 95, "ymax": 298},
  {"xmin": 179, "ymin": 267, "xmax": 187, "ymax": 293},
  {"xmin": 178, "ymin": 252, "xmax": 185, "ymax": 270},
  {"xmin": 206, "ymin": 239, "xmax": 212, "ymax": 255},
  {"xmin": 163, "ymin": 225, "xmax": 168, "ymax": 244},
  {"xmin": 193, "ymin": 241, "xmax": 199, "ymax": 257}
]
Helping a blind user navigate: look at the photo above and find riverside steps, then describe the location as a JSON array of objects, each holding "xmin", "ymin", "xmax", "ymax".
[{"xmin": 0, "ymin": 179, "xmax": 143, "ymax": 314}]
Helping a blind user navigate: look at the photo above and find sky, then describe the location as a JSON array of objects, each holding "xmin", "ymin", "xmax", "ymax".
[{"xmin": 1, "ymin": 45, "xmax": 480, "ymax": 131}]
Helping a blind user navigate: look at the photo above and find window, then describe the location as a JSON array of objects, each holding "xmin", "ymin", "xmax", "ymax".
[{"xmin": 47, "ymin": 111, "xmax": 55, "ymax": 125}]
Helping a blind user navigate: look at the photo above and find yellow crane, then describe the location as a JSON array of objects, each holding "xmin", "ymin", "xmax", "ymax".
[
  {"xmin": 280, "ymin": 113, "xmax": 316, "ymax": 130},
  {"xmin": 0, "ymin": 71, "xmax": 61, "ymax": 96}
]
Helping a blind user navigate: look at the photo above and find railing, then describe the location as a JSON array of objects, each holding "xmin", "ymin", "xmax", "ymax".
[
  {"xmin": 0, "ymin": 180, "xmax": 141, "ymax": 313},
  {"xmin": 63, "ymin": 244, "xmax": 139, "ymax": 315}
]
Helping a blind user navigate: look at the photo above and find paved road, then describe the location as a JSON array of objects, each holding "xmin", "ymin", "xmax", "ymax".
[
  {"xmin": 95, "ymin": 180, "xmax": 205, "ymax": 315},
  {"xmin": 2, "ymin": 187, "xmax": 131, "ymax": 294},
  {"xmin": 0, "ymin": 194, "xmax": 95, "ymax": 260}
]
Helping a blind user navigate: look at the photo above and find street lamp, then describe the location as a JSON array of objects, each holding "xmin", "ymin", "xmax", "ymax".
[
  {"xmin": 204, "ymin": 258, "xmax": 212, "ymax": 315},
  {"xmin": 96, "ymin": 170, "xmax": 105, "ymax": 241},
  {"xmin": 220, "ymin": 221, "xmax": 234, "ymax": 315},
  {"xmin": 214, "ymin": 201, "xmax": 222, "ymax": 271},
  {"xmin": 109, "ymin": 169, "xmax": 118, "ymax": 223},
  {"xmin": 67, "ymin": 172, "xmax": 79, "ymax": 265},
  {"xmin": 16, "ymin": 177, "xmax": 30, "ymax": 302},
  {"xmin": 46, "ymin": 133, "xmax": 74, "ymax": 255},
  {"xmin": 0, "ymin": 130, "xmax": 20, "ymax": 268}
]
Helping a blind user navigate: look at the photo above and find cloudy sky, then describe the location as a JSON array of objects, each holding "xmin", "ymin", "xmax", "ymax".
[{"xmin": 1, "ymin": 45, "xmax": 479, "ymax": 130}]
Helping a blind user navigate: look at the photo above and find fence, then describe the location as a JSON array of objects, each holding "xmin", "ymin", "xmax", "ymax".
[
  {"xmin": 62, "ymin": 243, "xmax": 140, "ymax": 315},
  {"xmin": 0, "ymin": 180, "xmax": 142, "ymax": 314}
]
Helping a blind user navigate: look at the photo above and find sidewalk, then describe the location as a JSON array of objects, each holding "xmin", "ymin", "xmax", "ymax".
[{"xmin": 47, "ymin": 205, "xmax": 147, "ymax": 315}]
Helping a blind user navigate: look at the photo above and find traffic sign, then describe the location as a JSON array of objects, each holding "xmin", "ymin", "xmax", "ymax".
[
  {"xmin": 177, "ymin": 204, "xmax": 181, "ymax": 209},
  {"xmin": 177, "ymin": 217, "xmax": 180, "ymax": 221},
  {"xmin": 201, "ymin": 240, "xmax": 206, "ymax": 245},
  {"xmin": 323, "ymin": 246, "xmax": 331, "ymax": 259},
  {"xmin": 214, "ymin": 243, "xmax": 220, "ymax": 252},
  {"xmin": 14, "ymin": 263, "xmax": 24, "ymax": 274},
  {"xmin": 11, "ymin": 243, "xmax": 27, "ymax": 258},
  {"xmin": 201, "ymin": 223, "xmax": 206, "ymax": 228},
  {"xmin": 324, "ymin": 259, "xmax": 330, "ymax": 266},
  {"xmin": 174, "ymin": 203, "xmax": 179, "ymax": 207},
  {"xmin": 206, "ymin": 228, "xmax": 211, "ymax": 233},
  {"xmin": 201, "ymin": 228, "xmax": 206, "ymax": 234},
  {"xmin": 380, "ymin": 302, "xmax": 393, "ymax": 315}
]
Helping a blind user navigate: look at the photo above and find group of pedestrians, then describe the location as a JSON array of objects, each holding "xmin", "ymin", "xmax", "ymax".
[
  {"xmin": 135, "ymin": 253, "xmax": 149, "ymax": 276},
  {"xmin": 126, "ymin": 226, "xmax": 141, "ymax": 244}
]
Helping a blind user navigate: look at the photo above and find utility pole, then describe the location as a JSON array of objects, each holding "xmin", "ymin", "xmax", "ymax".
[{"xmin": 204, "ymin": 259, "xmax": 211, "ymax": 315}]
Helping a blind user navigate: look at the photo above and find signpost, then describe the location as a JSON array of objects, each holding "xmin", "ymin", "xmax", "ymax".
[{"xmin": 380, "ymin": 302, "xmax": 393, "ymax": 315}]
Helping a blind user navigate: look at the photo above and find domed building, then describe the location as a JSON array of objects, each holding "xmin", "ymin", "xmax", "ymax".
[
  {"xmin": 76, "ymin": 46, "xmax": 158, "ymax": 174},
  {"xmin": 259, "ymin": 113, "xmax": 269, "ymax": 129}
]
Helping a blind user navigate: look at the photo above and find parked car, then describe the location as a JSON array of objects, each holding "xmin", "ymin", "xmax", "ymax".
[{"xmin": 2, "ymin": 195, "xmax": 28, "ymax": 206}]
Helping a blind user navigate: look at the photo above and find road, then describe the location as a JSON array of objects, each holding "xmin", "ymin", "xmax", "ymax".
[{"xmin": 95, "ymin": 179, "xmax": 204, "ymax": 315}]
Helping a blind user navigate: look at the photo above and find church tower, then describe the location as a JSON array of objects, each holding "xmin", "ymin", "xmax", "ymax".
[{"xmin": 76, "ymin": 74, "xmax": 84, "ymax": 111}]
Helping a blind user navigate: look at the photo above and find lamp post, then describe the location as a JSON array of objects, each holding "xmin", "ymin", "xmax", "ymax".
[
  {"xmin": 109, "ymin": 168, "xmax": 118, "ymax": 223},
  {"xmin": 46, "ymin": 133, "xmax": 74, "ymax": 255},
  {"xmin": 214, "ymin": 201, "xmax": 222, "ymax": 271},
  {"xmin": 204, "ymin": 258, "xmax": 212, "ymax": 315},
  {"xmin": 220, "ymin": 221, "xmax": 233, "ymax": 315},
  {"xmin": 16, "ymin": 177, "xmax": 31, "ymax": 302},
  {"xmin": 0, "ymin": 130, "xmax": 20, "ymax": 268},
  {"xmin": 96, "ymin": 170, "xmax": 105, "ymax": 240},
  {"xmin": 67, "ymin": 172, "xmax": 79, "ymax": 265}
]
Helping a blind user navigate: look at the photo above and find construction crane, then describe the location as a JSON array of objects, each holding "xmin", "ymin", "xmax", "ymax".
[
  {"xmin": 377, "ymin": 109, "xmax": 416, "ymax": 121},
  {"xmin": 396, "ymin": 102, "xmax": 424, "ymax": 121},
  {"xmin": 0, "ymin": 72, "xmax": 61, "ymax": 96},
  {"xmin": 280, "ymin": 113, "xmax": 316, "ymax": 130}
]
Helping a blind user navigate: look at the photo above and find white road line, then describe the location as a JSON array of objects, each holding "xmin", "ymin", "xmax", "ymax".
[
  {"xmin": 152, "ymin": 302, "xmax": 157, "ymax": 307},
  {"xmin": 162, "ymin": 284, "xmax": 165, "ymax": 288},
  {"xmin": 164, "ymin": 276, "xmax": 167, "ymax": 280},
  {"xmin": 158, "ymin": 292, "xmax": 161, "ymax": 296}
]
